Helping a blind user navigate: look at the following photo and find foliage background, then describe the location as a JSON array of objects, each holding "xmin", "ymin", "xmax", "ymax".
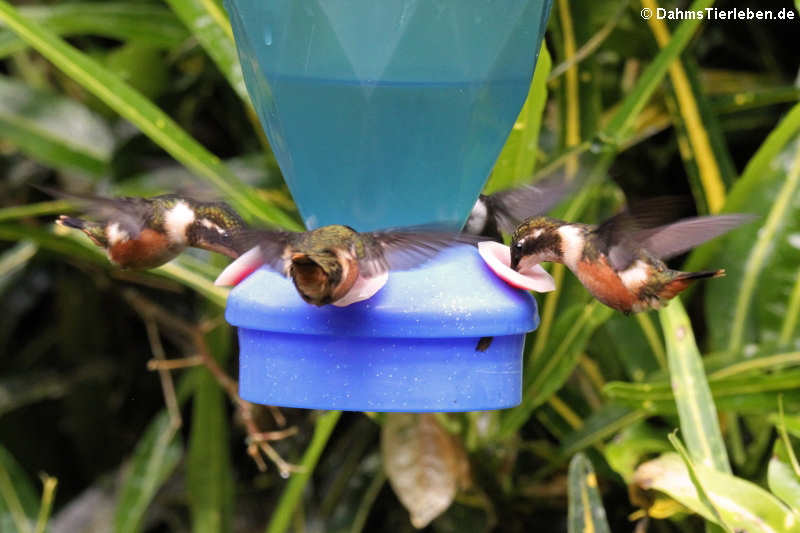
[{"xmin": 0, "ymin": 0, "xmax": 799, "ymax": 532}]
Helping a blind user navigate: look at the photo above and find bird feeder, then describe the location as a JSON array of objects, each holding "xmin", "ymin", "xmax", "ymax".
[{"xmin": 224, "ymin": 0, "xmax": 553, "ymax": 411}]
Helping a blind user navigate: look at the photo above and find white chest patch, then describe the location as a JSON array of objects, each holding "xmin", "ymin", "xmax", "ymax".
[
  {"xmin": 618, "ymin": 260, "xmax": 651, "ymax": 291},
  {"xmin": 106, "ymin": 222, "xmax": 129, "ymax": 246},
  {"xmin": 164, "ymin": 202, "xmax": 195, "ymax": 244},
  {"xmin": 557, "ymin": 225, "xmax": 584, "ymax": 270},
  {"xmin": 465, "ymin": 199, "xmax": 488, "ymax": 234}
]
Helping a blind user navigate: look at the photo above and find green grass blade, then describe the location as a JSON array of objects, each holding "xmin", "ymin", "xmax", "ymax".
[
  {"xmin": 0, "ymin": 240, "xmax": 37, "ymax": 296},
  {"xmin": 684, "ymin": 102, "xmax": 800, "ymax": 275},
  {"xmin": 153, "ymin": 262, "xmax": 228, "ymax": 307},
  {"xmin": 660, "ymin": 299, "xmax": 731, "ymax": 473},
  {"xmin": 603, "ymin": 0, "xmax": 715, "ymax": 142},
  {"xmin": 266, "ymin": 410, "xmax": 342, "ymax": 533},
  {"xmin": 187, "ymin": 357, "xmax": 234, "ymax": 531},
  {"xmin": 486, "ymin": 43, "xmax": 551, "ymax": 193},
  {"xmin": 0, "ymin": 75, "xmax": 112, "ymax": 176},
  {"xmin": 499, "ymin": 302, "xmax": 614, "ymax": 439},
  {"xmin": 669, "ymin": 433, "xmax": 735, "ymax": 533},
  {"xmin": 642, "ymin": 2, "xmax": 726, "ymax": 213},
  {"xmin": 726, "ymin": 143, "xmax": 800, "ymax": 353},
  {"xmin": 768, "ymin": 434, "xmax": 800, "ymax": 512},
  {"xmin": 559, "ymin": 405, "xmax": 648, "ymax": 459},
  {"xmin": 604, "ymin": 421, "xmax": 672, "ymax": 483},
  {"xmin": 163, "ymin": 0, "xmax": 248, "ymax": 103},
  {"xmin": 0, "ymin": 0, "xmax": 299, "ymax": 229},
  {"xmin": 635, "ymin": 452, "xmax": 799, "ymax": 532},
  {"xmin": 0, "ymin": 445, "xmax": 38, "ymax": 533},
  {"xmin": 113, "ymin": 412, "xmax": 182, "ymax": 533},
  {"xmin": 567, "ymin": 453, "xmax": 611, "ymax": 533},
  {"xmin": 768, "ymin": 456, "xmax": 800, "ymax": 512},
  {"xmin": 0, "ymin": 3, "xmax": 187, "ymax": 58},
  {"xmin": 32, "ymin": 476, "xmax": 56, "ymax": 533},
  {"xmin": 0, "ymin": 200, "xmax": 72, "ymax": 223}
]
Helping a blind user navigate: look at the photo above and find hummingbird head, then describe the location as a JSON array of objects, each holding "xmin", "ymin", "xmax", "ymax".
[
  {"xmin": 288, "ymin": 250, "xmax": 359, "ymax": 306},
  {"xmin": 510, "ymin": 216, "xmax": 565, "ymax": 271}
]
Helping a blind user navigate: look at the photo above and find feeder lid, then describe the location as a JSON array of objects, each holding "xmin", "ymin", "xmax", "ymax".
[{"xmin": 225, "ymin": 245, "xmax": 538, "ymax": 338}]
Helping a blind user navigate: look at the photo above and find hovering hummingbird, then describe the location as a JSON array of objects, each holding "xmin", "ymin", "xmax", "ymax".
[
  {"xmin": 509, "ymin": 198, "xmax": 754, "ymax": 313},
  {"xmin": 464, "ymin": 175, "xmax": 572, "ymax": 242},
  {"xmin": 215, "ymin": 224, "xmax": 484, "ymax": 306},
  {"xmin": 45, "ymin": 188, "xmax": 248, "ymax": 269}
]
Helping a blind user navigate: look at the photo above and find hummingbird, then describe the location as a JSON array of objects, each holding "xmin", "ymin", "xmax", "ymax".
[
  {"xmin": 44, "ymin": 187, "xmax": 248, "ymax": 269},
  {"xmin": 509, "ymin": 198, "xmax": 754, "ymax": 313},
  {"xmin": 464, "ymin": 175, "xmax": 572, "ymax": 242},
  {"xmin": 216, "ymin": 224, "xmax": 484, "ymax": 306}
]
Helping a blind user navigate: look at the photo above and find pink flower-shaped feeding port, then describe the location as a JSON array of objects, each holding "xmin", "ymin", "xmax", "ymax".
[
  {"xmin": 477, "ymin": 241, "xmax": 556, "ymax": 293},
  {"xmin": 216, "ymin": 240, "xmax": 554, "ymax": 307},
  {"xmin": 215, "ymin": 247, "xmax": 390, "ymax": 307}
]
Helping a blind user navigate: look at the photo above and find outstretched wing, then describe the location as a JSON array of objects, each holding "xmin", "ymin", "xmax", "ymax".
[
  {"xmin": 358, "ymin": 226, "xmax": 486, "ymax": 278},
  {"xmin": 593, "ymin": 196, "xmax": 695, "ymax": 270},
  {"xmin": 35, "ymin": 185, "xmax": 153, "ymax": 237},
  {"xmin": 213, "ymin": 228, "xmax": 300, "ymax": 286},
  {"xmin": 634, "ymin": 214, "xmax": 756, "ymax": 261},
  {"xmin": 224, "ymin": 228, "xmax": 298, "ymax": 270},
  {"xmin": 487, "ymin": 174, "xmax": 573, "ymax": 234}
]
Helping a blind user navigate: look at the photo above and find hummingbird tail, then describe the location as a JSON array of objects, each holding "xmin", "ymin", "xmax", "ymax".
[
  {"xmin": 657, "ymin": 269, "xmax": 726, "ymax": 302},
  {"xmin": 56, "ymin": 215, "xmax": 86, "ymax": 230},
  {"xmin": 678, "ymin": 268, "xmax": 725, "ymax": 281}
]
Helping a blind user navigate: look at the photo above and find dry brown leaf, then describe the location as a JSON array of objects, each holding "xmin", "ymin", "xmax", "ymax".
[{"xmin": 381, "ymin": 413, "xmax": 470, "ymax": 529}]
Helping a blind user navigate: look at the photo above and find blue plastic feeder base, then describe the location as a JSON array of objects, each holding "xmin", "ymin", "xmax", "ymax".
[{"xmin": 226, "ymin": 246, "xmax": 539, "ymax": 412}]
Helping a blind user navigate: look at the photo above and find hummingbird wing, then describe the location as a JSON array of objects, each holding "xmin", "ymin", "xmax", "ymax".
[
  {"xmin": 634, "ymin": 214, "xmax": 756, "ymax": 261},
  {"xmin": 225, "ymin": 228, "xmax": 299, "ymax": 269},
  {"xmin": 35, "ymin": 185, "xmax": 153, "ymax": 237},
  {"xmin": 359, "ymin": 227, "xmax": 485, "ymax": 277},
  {"xmin": 594, "ymin": 196, "xmax": 695, "ymax": 270},
  {"xmin": 486, "ymin": 174, "xmax": 573, "ymax": 234}
]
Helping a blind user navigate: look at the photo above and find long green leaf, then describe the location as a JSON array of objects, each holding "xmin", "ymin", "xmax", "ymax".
[
  {"xmin": 0, "ymin": 3, "xmax": 187, "ymax": 58},
  {"xmin": 0, "ymin": 445, "xmax": 38, "ymax": 533},
  {"xmin": 486, "ymin": 43, "xmax": 551, "ymax": 193},
  {"xmin": 0, "ymin": 75, "xmax": 112, "ymax": 176},
  {"xmin": 560, "ymin": 405, "xmax": 647, "ymax": 459},
  {"xmin": 266, "ymin": 410, "xmax": 342, "ymax": 533},
  {"xmin": 603, "ymin": 0, "xmax": 715, "ymax": 142},
  {"xmin": 114, "ymin": 412, "xmax": 182, "ymax": 533},
  {"xmin": 703, "ymin": 138, "xmax": 800, "ymax": 351},
  {"xmin": 635, "ymin": 452, "xmax": 800, "ymax": 532},
  {"xmin": 605, "ymin": 369, "xmax": 800, "ymax": 415},
  {"xmin": 0, "ymin": 0, "xmax": 299, "ymax": 229},
  {"xmin": 567, "ymin": 453, "xmax": 611, "ymax": 533},
  {"xmin": 604, "ymin": 421, "xmax": 672, "ymax": 483},
  {"xmin": 187, "ymin": 320, "xmax": 234, "ymax": 533},
  {"xmin": 186, "ymin": 382, "xmax": 233, "ymax": 532},
  {"xmin": 499, "ymin": 302, "xmax": 614, "ymax": 439},
  {"xmin": 684, "ymin": 101, "xmax": 800, "ymax": 275},
  {"xmin": 660, "ymin": 299, "xmax": 730, "ymax": 473},
  {"xmin": 0, "ymin": 240, "xmax": 37, "ymax": 296},
  {"xmin": 768, "ymin": 447, "xmax": 800, "ymax": 512},
  {"xmin": 163, "ymin": 0, "xmax": 248, "ymax": 103}
]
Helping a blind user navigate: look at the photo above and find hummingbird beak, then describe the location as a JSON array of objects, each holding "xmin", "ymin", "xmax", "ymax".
[{"xmin": 510, "ymin": 243, "xmax": 522, "ymax": 271}]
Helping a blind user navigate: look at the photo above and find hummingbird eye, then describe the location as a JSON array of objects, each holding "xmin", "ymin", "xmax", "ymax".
[{"xmin": 514, "ymin": 242, "xmax": 523, "ymax": 250}]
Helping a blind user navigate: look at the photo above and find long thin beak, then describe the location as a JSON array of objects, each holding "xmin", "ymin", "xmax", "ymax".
[{"xmin": 510, "ymin": 246, "xmax": 521, "ymax": 271}]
